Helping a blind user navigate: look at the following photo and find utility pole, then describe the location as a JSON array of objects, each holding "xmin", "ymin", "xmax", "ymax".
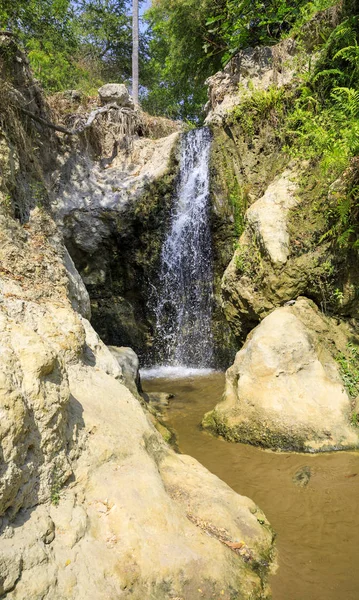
[{"xmin": 132, "ymin": 0, "xmax": 139, "ymax": 105}]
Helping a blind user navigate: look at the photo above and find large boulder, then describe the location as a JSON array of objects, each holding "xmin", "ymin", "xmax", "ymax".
[
  {"xmin": 98, "ymin": 83, "xmax": 134, "ymax": 108},
  {"xmin": 204, "ymin": 297, "xmax": 359, "ymax": 452}
]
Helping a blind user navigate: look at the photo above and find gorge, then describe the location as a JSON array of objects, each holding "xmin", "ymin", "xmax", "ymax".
[{"xmin": 1, "ymin": 3, "xmax": 359, "ymax": 599}]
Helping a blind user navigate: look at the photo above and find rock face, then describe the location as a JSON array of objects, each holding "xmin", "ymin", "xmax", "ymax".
[
  {"xmin": 204, "ymin": 298, "xmax": 359, "ymax": 452},
  {"xmin": 220, "ymin": 168, "xmax": 304, "ymax": 340},
  {"xmin": 53, "ymin": 111, "xmax": 181, "ymax": 358},
  {"xmin": 0, "ymin": 35, "xmax": 275, "ymax": 599},
  {"xmin": 205, "ymin": 39, "xmax": 296, "ymax": 126},
  {"xmin": 246, "ymin": 170, "xmax": 298, "ymax": 265},
  {"xmin": 1, "ymin": 362, "xmax": 275, "ymax": 599}
]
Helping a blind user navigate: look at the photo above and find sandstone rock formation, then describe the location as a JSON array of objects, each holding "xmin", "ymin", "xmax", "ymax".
[{"xmin": 204, "ymin": 298, "xmax": 359, "ymax": 452}]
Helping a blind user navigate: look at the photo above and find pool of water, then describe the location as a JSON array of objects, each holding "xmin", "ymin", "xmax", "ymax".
[{"xmin": 142, "ymin": 371, "xmax": 359, "ymax": 600}]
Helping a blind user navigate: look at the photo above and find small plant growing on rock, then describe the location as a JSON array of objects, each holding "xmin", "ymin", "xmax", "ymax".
[{"xmin": 336, "ymin": 342, "xmax": 359, "ymax": 399}]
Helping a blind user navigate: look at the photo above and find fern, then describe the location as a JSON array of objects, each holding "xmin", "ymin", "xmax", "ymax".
[{"xmin": 332, "ymin": 87, "xmax": 359, "ymax": 117}]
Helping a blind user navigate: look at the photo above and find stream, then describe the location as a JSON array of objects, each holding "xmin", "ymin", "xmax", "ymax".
[
  {"xmin": 144, "ymin": 125, "xmax": 359, "ymax": 598},
  {"xmin": 142, "ymin": 371, "xmax": 359, "ymax": 600}
]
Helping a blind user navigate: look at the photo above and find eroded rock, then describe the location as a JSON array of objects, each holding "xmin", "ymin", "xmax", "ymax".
[
  {"xmin": 98, "ymin": 83, "xmax": 134, "ymax": 108},
  {"xmin": 246, "ymin": 169, "xmax": 298, "ymax": 265},
  {"xmin": 108, "ymin": 345, "xmax": 141, "ymax": 397},
  {"xmin": 204, "ymin": 298, "xmax": 359, "ymax": 452}
]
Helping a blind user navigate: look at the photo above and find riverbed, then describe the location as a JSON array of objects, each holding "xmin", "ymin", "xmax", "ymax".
[{"xmin": 142, "ymin": 371, "xmax": 359, "ymax": 600}]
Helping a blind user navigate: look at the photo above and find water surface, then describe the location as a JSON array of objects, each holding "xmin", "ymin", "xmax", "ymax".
[{"xmin": 143, "ymin": 372, "xmax": 359, "ymax": 600}]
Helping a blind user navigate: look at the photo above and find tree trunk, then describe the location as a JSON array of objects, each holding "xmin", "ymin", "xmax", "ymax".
[{"xmin": 132, "ymin": 0, "xmax": 139, "ymax": 105}]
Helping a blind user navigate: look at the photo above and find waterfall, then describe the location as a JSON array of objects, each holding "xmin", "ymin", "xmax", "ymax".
[{"xmin": 149, "ymin": 127, "xmax": 214, "ymax": 375}]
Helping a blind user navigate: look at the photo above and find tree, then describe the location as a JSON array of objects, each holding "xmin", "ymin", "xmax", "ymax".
[
  {"xmin": 132, "ymin": 0, "xmax": 139, "ymax": 104},
  {"xmin": 75, "ymin": 0, "xmax": 133, "ymax": 83},
  {"xmin": 142, "ymin": 0, "xmax": 222, "ymax": 121},
  {"xmin": 0, "ymin": 0, "xmax": 80, "ymax": 92}
]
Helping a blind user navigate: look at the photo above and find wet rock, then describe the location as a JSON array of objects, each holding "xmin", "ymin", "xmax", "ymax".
[
  {"xmin": 145, "ymin": 391, "xmax": 174, "ymax": 408},
  {"xmin": 293, "ymin": 466, "xmax": 311, "ymax": 487}
]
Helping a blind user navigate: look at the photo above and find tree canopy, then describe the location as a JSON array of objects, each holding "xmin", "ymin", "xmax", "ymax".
[{"xmin": 0, "ymin": 0, "xmax": 347, "ymax": 119}]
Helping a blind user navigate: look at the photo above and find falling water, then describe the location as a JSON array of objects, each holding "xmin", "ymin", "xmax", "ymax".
[{"xmin": 149, "ymin": 127, "xmax": 214, "ymax": 375}]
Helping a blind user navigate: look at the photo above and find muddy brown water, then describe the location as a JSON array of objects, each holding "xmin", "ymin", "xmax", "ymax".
[{"xmin": 142, "ymin": 371, "xmax": 359, "ymax": 600}]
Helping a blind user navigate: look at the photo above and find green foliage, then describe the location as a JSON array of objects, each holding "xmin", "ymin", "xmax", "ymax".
[
  {"xmin": 229, "ymin": 86, "xmax": 287, "ymax": 136},
  {"xmin": 0, "ymin": 0, "xmax": 82, "ymax": 92},
  {"xmin": 280, "ymin": 16, "xmax": 359, "ymax": 249},
  {"xmin": 204, "ymin": 0, "xmax": 310, "ymax": 66},
  {"xmin": 336, "ymin": 343, "xmax": 359, "ymax": 399},
  {"xmin": 142, "ymin": 0, "xmax": 221, "ymax": 120},
  {"xmin": 74, "ymin": 0, "xmax": 136, "ymax": 83},
  {"xmin": 143, "ymin": 0, "xmax": 341, "ymax": 119},
  {"xmin": 0, "ymin": 1, "xmax": 138, "ymax": 94}
]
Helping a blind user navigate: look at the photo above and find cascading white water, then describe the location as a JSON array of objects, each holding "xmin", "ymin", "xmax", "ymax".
[{"xmin": 147, "ymin": 127, "xmax": 214, "ymax": 376}]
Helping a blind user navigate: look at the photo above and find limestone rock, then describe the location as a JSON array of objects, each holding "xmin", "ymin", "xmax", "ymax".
[
  {"xmin": 246, "ymin": 170, "xmax": 298, "ymax": 265},
  {"xmin": 145, "ymin": 391, "xmax": 174, "ymax": 408},
  {"xmin": 81, "ymin": 317, "xmax": 122, "ymax": 380},
  {"xmin": 1, "ymin": 363, "xmax": 275, "ymax": 600},
  {"xmin": 204, "ymin": 298, "xmax": 359, "ymax": 452},
  {"xmin": 55, "ymin": 131, "xmax": 180, "ymax": 355},
  {"xmin": 221, "ymin": 168, "xmax": 304, "ymax": 339},
  {"xmin": 98, "ymin": 83, "xmax": 134, "ymax": 108},
  {"xmin": 63, "ymin": 247, "xmax": 91, "ymax": 319},
  {"xmin": 108, "ymin": 345, "xmax": 141, "ymax": 396},
  {"xmin": 205, "ymin": 39, "xmax": 296, "ymax": 125}
]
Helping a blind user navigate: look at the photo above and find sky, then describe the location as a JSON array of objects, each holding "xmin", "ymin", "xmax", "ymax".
[
  {"xmin": 140, "ymin": 0, "xmax": 151, "ymax": 32},
  {"xmin": 141, "ymin": 0, "xmax": 151, "ymax": 12}
]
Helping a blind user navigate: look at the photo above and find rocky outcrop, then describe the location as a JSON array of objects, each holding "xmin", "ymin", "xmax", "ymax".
[
  {"xmin": 204, "ymin": 298, "xmax": 359, "ymax": 452},
  {"xmin": 109, "ymin": 345, "xmax": 142, "ymax": 397},
  {"xmin": 220, "ymin": 168, "xmax": 310, "ymax": 339},
  {"xmin": 98, "ymin": 82, "xmax": 134, "ymax": 108},
  {"xmin": 205, "ymin": 12, "xmax": 359, "ymax": 453},
  {"xmin": 0, "ymin": 213, "xmax": 275, "ymax": 599},
  {"xmin": 51, "ymin": 102, "xmax": 181, "ymax": 358},
  {"xmin": 207, "ymin": 7, "xmax": 359, "ymax": 344},
  {"xmin": 205, "ymin": 39, "xmax": 296, "ymax": 126},
  {"xmin": 205, "ymin": 4, "xmax": 342, "ymax": 126},
  {"xmin": 1, "ymin": 325, "xmax": 275, "ymax": 598},
  {"xmin": 245, "ymin": 169, "xmax": 298, "ymax": 265}
]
